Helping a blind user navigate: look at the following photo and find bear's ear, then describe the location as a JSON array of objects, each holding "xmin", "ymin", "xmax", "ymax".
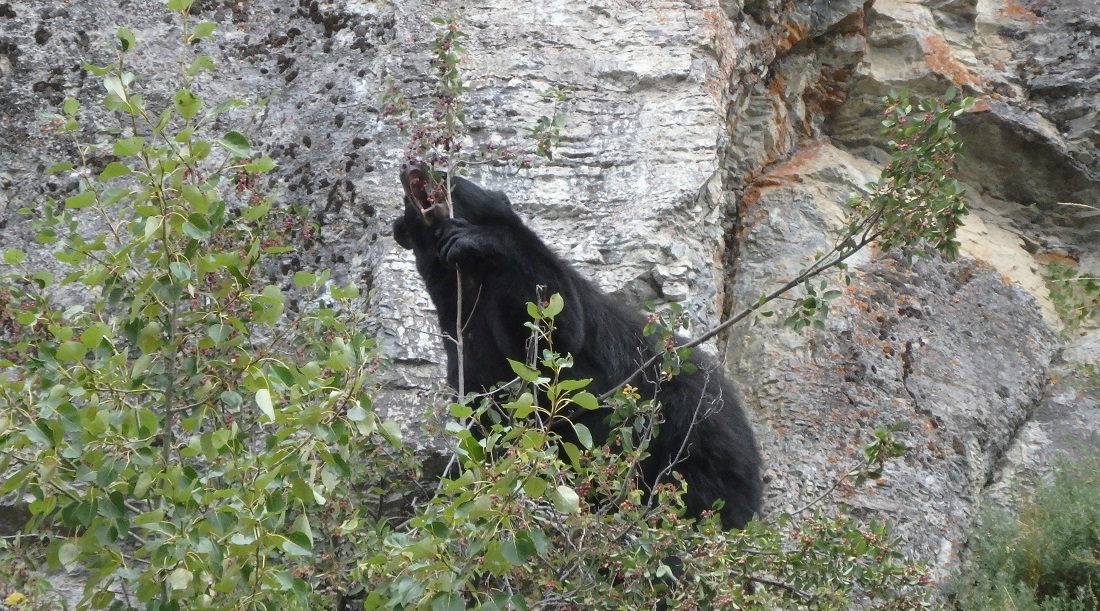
[
  {"xmin": 392, "ymin": 216, "xmax": 413, "ymax": 249},
  {"xmin": 489, "ymin": 190, "xmax": 512, "ymax": 208}
]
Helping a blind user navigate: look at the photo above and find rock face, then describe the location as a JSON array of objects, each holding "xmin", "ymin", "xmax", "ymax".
[{"xmin": 1, "ymin": 0, "xmax": 1097, "ymax": 592}]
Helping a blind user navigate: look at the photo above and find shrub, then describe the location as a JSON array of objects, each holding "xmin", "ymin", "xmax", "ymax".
[
  {"xmin": 0, "ymin": 8, "xmax": 412, "ymax": 610},
  {"xmin": 951, "ymin": 456, "xmax": 1100, "ymax": 611}
]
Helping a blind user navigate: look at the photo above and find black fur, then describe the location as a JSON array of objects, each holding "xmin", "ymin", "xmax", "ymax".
[{"xmin": 393, "ymin": 164, "xmax": 763, "ymax": 529}]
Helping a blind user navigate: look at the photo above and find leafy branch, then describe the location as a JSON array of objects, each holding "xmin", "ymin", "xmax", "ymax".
[{"xmin": 602, "ymin": 87, "xmax": 974, "ymax": 399}]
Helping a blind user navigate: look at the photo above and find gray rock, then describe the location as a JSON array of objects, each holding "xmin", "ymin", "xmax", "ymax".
[{"xmin": 724, "ymin": 143, "xmax": 1059, "ymax": 580}]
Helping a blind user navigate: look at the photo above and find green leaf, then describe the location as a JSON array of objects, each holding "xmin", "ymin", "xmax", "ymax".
[
  {"xmin": 573, "ymin": 423, "xmax": 593, "ymax": 449},
  {"xmin": 3, "ymin": 249, "xmax": 25, "ymax": 265},
  {"xmin": 501, "ymin": 540, "xmax": 527, "ymax": 565},
  {"xmin": 555, "ymin": 378, "xmax": 591, "ymax": 392},
  {"xmin": 242, "ymin": 202, "xmax": 270, "ymax": 222},
  {"xmin": 131, "ymin": 353, "xmax": 153, "ymax": 381},
  {"xmin": 523, "ymin": 476, "xmax": 547, "ymax": 497},
  {"xmin": 219, "ymin": 131, "xmax": 251, "ymax": 158},
  {"xmin": 117, "ymin": 27, "xmax": 135, "ymax": 51},
  {"xmin": 137, "ymin": 320, "xmax": 164, "ymax": 353},
  {"xmin": 524, "ymin": 529, "xmax": 550, "ymax": 556},
  {"xmin": 187, "ymin": 55, "xmax": 216, "ymax": 76},
  {"xmin": 168, "ymin": 567, "xmax": 192, "ymax": 591},
  {"xmin": 330, "ymin": 282, "xmax": 359, "ymax": 299},
  {"xmin": 292, "ymin": 270, "xmax": 316, "ymax": 287},
  {"xmin": 191, "ymin": 21, "xmax": 216, "ymax": 39},
  {"xmin": 144, "ymin": 214, "xmax": 162, "ymax": 242},
  {"xmin": 113, "ymin": 136, "xmax": 145, "ymax": 157},
  {"xmin": 182, "ymin": 213, "xmax": 211, "ymax": 240},
  {"xmin": 103, "ymin": 75, "xmax": 126, "ymax": 100},
  {"xmin": 56, "ymin": 341, "xmax": 86, "ymax": 362},
  {"xmin": 448, "ymin": 402, "xmax": 473, "ymax": 419},
  {"xmin": 380, "ymin": 420, "xmax": 403, "ymax": 446},
  {"xmin": 282, "ymin": 532, "xmax": 313, "ymax": 557},
  {"xmin": 62, "ymin": 97, "xmax": 79, "ymax": 115},
  {"xmin": 169, "ymin": 261, "xmax": 191, "ymax": 283},
  {"xmin": 571, "ymin": 391, "xmax": 599, "ymax": 411},
  {"xmin": 245, "ymin": 155, "xmax": 276, "ymax": 173},
  {"xmin": 173, "ymin": 88, "xmax": 201, "ymax": 119},
  {"xmin": 180, "ymin": 184, "xmax": 209, "ymax": 213},
  {"xmin": 166, "ymin": 0, "xmax": 194, "ymax": 10},
  {"xmin": 186, "ymin": 139, "xmax": 211, "ymax": 161},
  {"xmin": 544, "ymin": 292, "xmax": 565, "ymax": 317},
  {"xmin": 132, "ymin": 508, "xmax": 164, "ymax": 527},
  {"xmin": 549, "ymin": 485, "xmax": 580, "ymax": 514},
  {"xmin": 220, "ymin": 390, "xmax": 242, "ymax": 408},
  {"xmin": 57, "ymin": 541, "xmax": 81, "ymax": 571},
  {"xmin": 47, "ymin": 161, "xmax": 74, "ymax": 175},
  {"xmin": 291, "ymin": 479, "xmax": 314, "ymax": 506},
  {"xmin": 255, "ymin": 284, "xmax": 284, "ymax": 326},
  {"xmin": 431, "ymin": 593, "xmax": 464, "ymax": 611},
  {"xmin": 1, "ymin": 466, "xmax": 34, "ymax": 494},
  {"xmin": 256, "ymin": 388, "xmax": 274, "ymax": 421},
  {"xmin": 292, "ymin": 513, "xmax": 313, "ymax": 547},
  {"xmin": 80, "ymin": 322, "xmax": 110, "ymax": 349},
  {"xmin": 83, "ymin": 63, "xmax": 113, "ymax": 76},
  {"xmin": 208, "ymin": 98, "xmax": 245, "ymax": 117},
  {"xmin": 65, "ymin": 191, "xmax": 96, "ymax": 209},
  {"xmin": 508, "ymin": 359, "xmax": 540, "ymax": 383},
  {"xmin": 561, "ymin": 442, "xmax": 582, "ymax": 470},
  {"xmin": 207, "ymin": 324, "xmax": 231, "ymax": 344},
  {"xmin": 98, "ymin": 162, "xmax": 131, "ymax": 180},
  {"xmin": 505, "ymin": 392, "xmax": 536, "ymax": 419}
]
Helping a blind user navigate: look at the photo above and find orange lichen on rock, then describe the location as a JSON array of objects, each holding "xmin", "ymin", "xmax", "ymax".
[
  {"xmin": 998, "ymin": 0, "xmax": 1039, "ymax": 25},
  {"xmin": 740, "ymin": 142, "xmax": 832, "ymax": 210},
  {"xmin": 805, "ymin": 65, "xmax": 854, "ymax": 117},
  {"xmin": 921, "ymin": 33, "xmax": 980, "ymax": 87},
  {"xmin": 776, "ymin": 19, "xmax": 809, "ymax": 55},
  {"xmin": 1034, "ymin": 251, "xmax": 1078, "ymax": 267}
]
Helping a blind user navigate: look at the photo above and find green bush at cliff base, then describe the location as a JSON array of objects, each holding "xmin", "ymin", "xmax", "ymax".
[
  {"xmin": 951, "ymin": 455, "xmax": 1100, "ymax": 611},
  {"xmin": 0, "ymin": 12, "xmax": 413, "ymax": 610},
  {"xmin": 1046, "ymin": 262, "xmax": 1100, "ymax": 337}
]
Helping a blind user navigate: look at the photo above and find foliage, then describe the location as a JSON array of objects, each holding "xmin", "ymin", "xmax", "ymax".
[
  {"xmin": 1042, "ymin": 227, "xmax": 1100, "ymax": 395},
  {"xmin": 598, "ymin": 87, "xmax": 973, "ymax": 395},
  {"xmin": 1042, "ymin": 200, "xmax": 1100, "ymax": 395},
  {"xmin": 761, "ymin": 87, "xmax": 972, "ymax": 333},
  {"xmin": 1074, "ymin": 361, "xmax": 1100, "ymax": 395},
  {"xmin": 0, "ymin": 7, "xmax": 412, "ymax": 610},
  {"xmin": 0, "ymin": 538, "xmax": 61, "ymax": 611},
  {"xmin": 850, "ymin": 89, "xmax": 971, "ymax": 259},
  {"xmin": 356, "ymin": 299, "xmax": 932, "ymax": 609},
  {"xmin": 381, "ymin": 19, "xmax": 569, "ymax": 193},
  {"xmin": 950, "ymin": 456, "xmax": 1100, "ymax": 611},
  {"xmin": 1046, "ymin": 262, "xmax": 1100, "ymax": 336}
]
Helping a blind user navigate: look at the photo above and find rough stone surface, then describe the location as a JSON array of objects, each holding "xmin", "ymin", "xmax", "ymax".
[
  {"xmin": 724, "ymin": 143, "xmax": 1059, "ymax": 580},
  {"xmin": 1, "ymin": 0, "xmax": 1099, "ymax": 599}
]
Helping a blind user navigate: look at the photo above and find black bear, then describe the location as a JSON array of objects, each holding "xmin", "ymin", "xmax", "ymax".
[{"xmin": 392, "ymin": 162, "xmax": 762, "ymax": 529}]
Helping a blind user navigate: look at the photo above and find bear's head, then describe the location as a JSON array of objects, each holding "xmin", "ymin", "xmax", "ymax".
[{"xmin": 398, "ymin": 162, "xmax": 514, "ymax": 234}]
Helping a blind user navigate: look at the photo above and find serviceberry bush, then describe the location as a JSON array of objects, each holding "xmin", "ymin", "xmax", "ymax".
[{"xmin": 0, "ymin": 6, "xmax": 414, "ymax": 610}]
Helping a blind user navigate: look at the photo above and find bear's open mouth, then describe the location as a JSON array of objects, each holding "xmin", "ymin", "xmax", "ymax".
[{"xmin": 400, "ymin": 161, "xmax": 448, "ymax": 224}]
